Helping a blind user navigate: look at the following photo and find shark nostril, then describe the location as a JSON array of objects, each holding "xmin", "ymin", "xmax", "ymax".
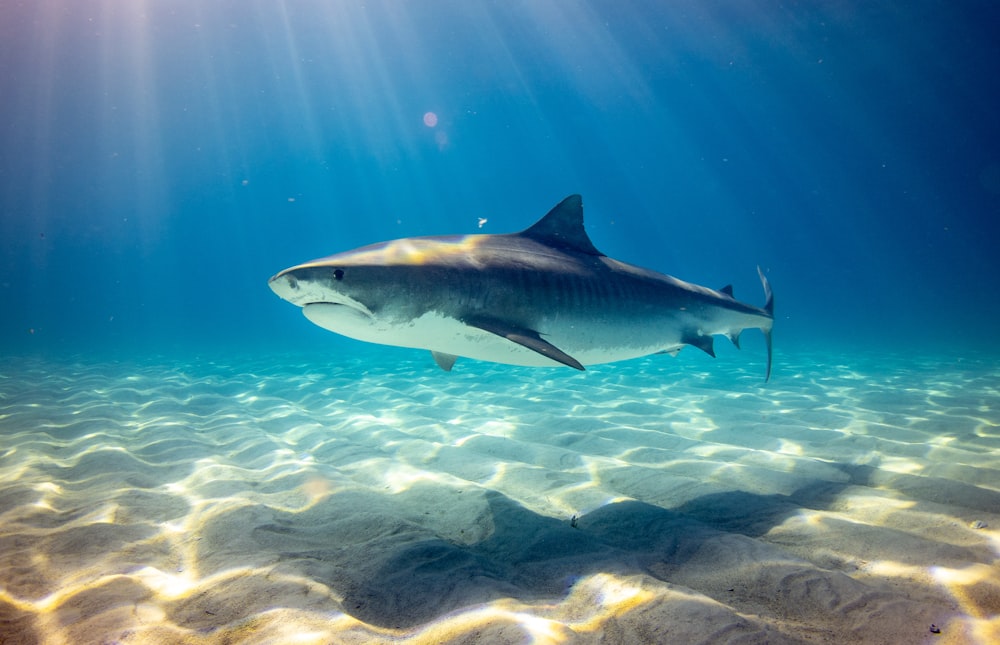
[{"xmin": 287, "ymin": 275, "xmax": 299, "ymax": 289}]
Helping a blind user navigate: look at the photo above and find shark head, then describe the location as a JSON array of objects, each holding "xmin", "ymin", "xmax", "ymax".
[
  {"xmin": 268, "ymin": 260, "xmax": 378, "ymax": 338},
  {"xmin": 268, "ymin": 235, "xmax": 484, "ymax": 345}
]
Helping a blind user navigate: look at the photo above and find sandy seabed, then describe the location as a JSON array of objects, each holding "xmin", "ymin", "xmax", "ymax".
[{"xmin": 0, "ymin": 348, "xmax": 997, "ymax": 644}]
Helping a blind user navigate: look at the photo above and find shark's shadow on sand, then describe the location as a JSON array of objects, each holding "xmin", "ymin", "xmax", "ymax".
[{"xmin": 179, "ymin": 464, "xmax": 989, "ymax": 639}]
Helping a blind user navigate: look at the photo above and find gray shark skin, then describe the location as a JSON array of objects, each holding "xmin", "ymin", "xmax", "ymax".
[{"xmin": 269, "ymin": 195, "xmax": 774, "ymax": 380}]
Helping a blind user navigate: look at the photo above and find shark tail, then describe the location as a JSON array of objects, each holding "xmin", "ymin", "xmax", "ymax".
[{"xmin": 757, "ymin": 266, "xmax": 774, "ymax": 382}]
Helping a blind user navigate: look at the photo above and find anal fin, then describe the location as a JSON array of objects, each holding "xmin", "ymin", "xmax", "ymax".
[
  {"xmin": 463, "ymin": 316, "xmax": 585, "ymax": 370},
  {"xmin": 431, "ymin": 351, "xmax": 458, "ymax": 371}
]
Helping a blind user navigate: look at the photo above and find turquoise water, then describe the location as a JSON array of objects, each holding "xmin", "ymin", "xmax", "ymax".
[
  {"xmin": 1, "ymin": 2, "xmax": 999, "ymax": 643},
  {"xmin": 0, "ymin": 349, "xmax": 998, "ymax": 642}
]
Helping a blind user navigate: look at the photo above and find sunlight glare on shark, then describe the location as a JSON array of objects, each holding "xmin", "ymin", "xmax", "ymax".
[{"xmin": 269, "ymin": 195, "xmax": 774, "ymax": 380}]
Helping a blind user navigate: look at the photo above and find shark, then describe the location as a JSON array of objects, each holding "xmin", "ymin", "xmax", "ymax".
[{"xmin": 268, "ymin": 195, "xmax": 774, "ymax": 380}]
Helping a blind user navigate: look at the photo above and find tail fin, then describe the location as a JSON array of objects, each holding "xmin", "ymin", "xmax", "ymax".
[{"xmin": 757, "ymin": 266, "xmax": 774, "ymax": 382}]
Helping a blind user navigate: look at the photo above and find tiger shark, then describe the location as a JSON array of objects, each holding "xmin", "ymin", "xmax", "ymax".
[{"xmin": 268, "ymin": 195, "xmax": 774, "ymax": 379}]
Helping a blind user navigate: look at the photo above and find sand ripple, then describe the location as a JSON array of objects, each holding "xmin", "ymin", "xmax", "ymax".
[{"xmin": 0, "ymin": 350, "xmax": 997, "ymax": 644}]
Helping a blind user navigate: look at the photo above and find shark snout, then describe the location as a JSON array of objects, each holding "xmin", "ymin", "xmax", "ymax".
[
  {"xmin": 268, "ymin": 268, "xmax": 368, "ymax": 315},
  {"xmin": 268, "ymin": 272, "xmax": 303, "ymax": 305}
]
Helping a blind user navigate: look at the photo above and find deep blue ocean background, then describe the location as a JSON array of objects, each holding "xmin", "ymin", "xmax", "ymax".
[{"xmin": 2, "ymin": 0, "xmax": 999, "ymax": 365}]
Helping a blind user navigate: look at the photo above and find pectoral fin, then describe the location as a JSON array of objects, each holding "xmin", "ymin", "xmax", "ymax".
[{"xmin": 463, "ymin": 316, "xmax": 585, "ymax": 370}]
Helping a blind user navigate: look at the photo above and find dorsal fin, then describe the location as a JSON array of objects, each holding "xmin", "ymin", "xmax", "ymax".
[
  {"xmin": 519, "ymin": 195, "xmax": 602, "ymax": 256},
  {"xmin": 719, "ymin": 285, "xmax": 734, "ymax": 297}
]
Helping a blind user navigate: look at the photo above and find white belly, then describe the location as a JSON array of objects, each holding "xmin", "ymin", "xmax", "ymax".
[{"xmin": 302, "ymin": 304, "xmax": 666, "ymax": 367}]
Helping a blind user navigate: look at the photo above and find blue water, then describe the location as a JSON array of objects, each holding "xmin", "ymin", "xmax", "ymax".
[
  {"xmin": 3, "ymin": 5, "xmax": 1000, "ymax": 641},
  {"xmin": 2, "ymin": 1, "xmax": 998, "ymax": 362}
]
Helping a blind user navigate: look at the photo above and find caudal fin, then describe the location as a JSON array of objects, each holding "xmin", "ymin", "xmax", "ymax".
[{"xmin": 757, "ymin": 266, "xmax": 774, "ymax": 382}]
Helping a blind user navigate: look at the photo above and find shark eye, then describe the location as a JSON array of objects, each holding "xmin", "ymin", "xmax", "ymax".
[{"xmin": 333, "ymin": 269, "xmax": 345, "ymax": 281}]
